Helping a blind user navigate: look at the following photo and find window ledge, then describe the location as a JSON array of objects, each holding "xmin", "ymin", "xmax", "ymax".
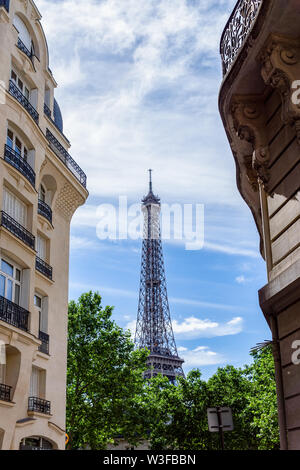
[
  {"xmin": 0, "ymin": 399, "xmax": 15, "ymax": 408},
  {"xmin": 27, "ymin": 410, "xmax": 52, "ymax": 420},
  {"xmin": 0, "ymin": 7, "xmax": 9, "ymax": 24}
]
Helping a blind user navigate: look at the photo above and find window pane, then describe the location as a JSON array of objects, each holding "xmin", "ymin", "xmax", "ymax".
[
  {"xmin": 0, "ymin": 275, "xmax": 5, "ymax": 297},
  {"xmin": 17, "ymin": 78, "xmax": 23, "ymax": 92},
  {"xmin": 34, "ymin": 295, "xmax": 42, "ymax": 308},
  {"xmin": 15, "ymin": 138, "xmax": 22, "ymax": 155},
  {"xmin": 11, "ymin": 70, "xmax": 17, "ymax": 82},
  {"xmin": 24, "ymin": 88, "xmax": 30, "ymax": 101},
  {"xmin": 15, "ymin": 269, "xmax": 21, "ymax": 282},
  {"xmin": 7, "ymin": 129, "xmax": 13, "ymax": 145},
  {"xmin": 23, "ymin": 147, "xmax": 28, "ymax": 161},
  {"xmin": 6, "ymin": 280, "xmax": 13, "ymax": 301},
  {"xmin": 1, "ymin": 260, "xmax": 14, "ymax": 277},
  {"xmin": 14, "ymin": 284, "xmax": 20, "ymax": 305}
]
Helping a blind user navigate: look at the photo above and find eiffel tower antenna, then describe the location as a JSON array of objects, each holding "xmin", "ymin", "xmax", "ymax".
[{"xmin": 135, "ymin": 171, "xmax": 185, "ymax": 382}]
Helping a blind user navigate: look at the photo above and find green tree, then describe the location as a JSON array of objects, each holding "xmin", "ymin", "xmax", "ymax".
[{"xmin": 66, "ymin": 292, "xmax": 148, "ymax": 449}]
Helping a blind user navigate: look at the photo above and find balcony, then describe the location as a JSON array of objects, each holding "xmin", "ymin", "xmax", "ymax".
[
  {"xmin": 9, "ymin": 80, "xmax": 39, "ymax": 124},
  {"xmin": 28, "ymin": 397, "xmax": 51, "ymax": 415},
  {"xmin": 46, "ymin": 129, "xmax": 87, "ymax": 188},
  {"xmin": 4, "ymin": 144, "xmax": 35, "ymax": 187},
  {"xmin": 0, "ymin": 295, "xmax": 29, "ymax": 332},
  {"xmin": 38, "ymin": 331, "xmax": 49, "ymax": 355},
  {"xmin": 36, "ymin": 257, "xmax": 53, "ymax": 281},
  {"xmin": 38, "ymin": 199, "xmax": 52, "ymax": 224},
  {"xmin": 44, "ymin": 102, "xmax": 51, "ymax": 119},
  {"xmin": 0, "ymin": 383, "xmax": 12, "ymax": 402},
  {"xmin": 17, "ymin": 37, "xmax": 32, "ymax": 60},
  {"xmin": 0, "ymin": 211, "xmax": 35, "ymax": 250},
  {"xmin": 0, "ymin": 0, "xmax": 9, "ymax": 12},
  {"xmin": 220, "ymin": 0, "xmax": 262, "ymax": 76}
]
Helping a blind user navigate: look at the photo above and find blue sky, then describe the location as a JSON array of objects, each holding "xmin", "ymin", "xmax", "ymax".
[{"xmin": 35, "ymin": 0, "xmax": 270, "ymax": 379}]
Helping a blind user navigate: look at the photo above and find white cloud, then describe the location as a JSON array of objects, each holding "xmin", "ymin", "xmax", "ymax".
[
  {"xmin": 172, "ymin": 316, "xmax": 243, "ymax": 339},
  {"xmin": 180, "ymin": 345, "xmax": 225, "ymax": 367},
  {"xmin": 126, "ymin": 316, "xmax": 243, "ymax": 340},
  {"xmin": 70, "ymin": 235, "xmax": 98, "ymax": 250}
]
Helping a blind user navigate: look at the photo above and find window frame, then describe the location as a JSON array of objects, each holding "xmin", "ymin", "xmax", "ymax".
[{"xmin": 0, "ymin": 256, "xmax": 22, "ymax": 305}]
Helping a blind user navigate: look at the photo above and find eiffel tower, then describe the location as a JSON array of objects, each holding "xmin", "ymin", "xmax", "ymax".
[{"xmin": 135, "ymin": 170, "xmax": 185, "ymax": 382}]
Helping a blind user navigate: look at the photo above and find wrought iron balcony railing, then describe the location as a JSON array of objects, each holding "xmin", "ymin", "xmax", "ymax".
[
  {"xmin": 44, "ymin": 102, "xmax": 51, "ymax": 119},
  {"xmin": 9, "ymin": 80, "xmax": 39, "ymax": 124},
  {"xmin": 0, "ymin": 295, "xmax": 29, "ymax": 332},
  {"xmin": 36, "ymin": 256, "xmax": 53, "ymax": 281},
  {"xmin": 0, "ymin": 383, "xmax": 12, "ymax": 402},
  {"xmin": 38, "ymin": 331, "xmax": 49, "ymax": 355},
  {"xmin": 17, "ymin": 37, "xmax": 32, "ymax": 59},
  {"xmin": 28, "ymin": 397, "xmax": 51, "ymax": 415},
  {"xmin": 4, "ymin": 144, "xmax": 35, "ymax": 187},
  {"xmin": 46, "ymin": 129, "xmax": 87, "ymax": 188},
  {"xmin": 220, "ymin": 0, "xmax": 262, "ymax": 76},
  {"xmin": 38, "ymin": 199, "xmax": 52, "ymax": 224},
  {"xmin": 0, "ymin": 211, "xmax": 35, "ymax": 250},
  {"xmin": 0, "ymin": 0, "xmax": 9, "ymax": 12}
]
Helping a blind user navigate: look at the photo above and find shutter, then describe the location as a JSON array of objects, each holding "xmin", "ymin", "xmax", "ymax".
[
  {"xmin": 40, "ymin": 297, "xmax": 48, "ymax": 333},
  {"xmin": 13, "ymin": 15, "xmax": 32, "ymax": 52},
  {"xmin": 3, "ymin": 189, "xmax": 27, "ymax": 227},
  {"xmin": 30, "ymin": 367, "xmax": 39, "ymax": 397},
  {"xmin": 0, "ymin": 343, "xmax": 6, "ymax": 383},
  {"xmin": 37, "ymin": 236, "xmax": 46, "ymax": 261}
]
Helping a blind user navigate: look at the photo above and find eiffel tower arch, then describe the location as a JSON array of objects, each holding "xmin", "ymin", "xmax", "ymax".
[{"xmin": 135, "ymin": 171, "xmax": 184, "ymax": 382}]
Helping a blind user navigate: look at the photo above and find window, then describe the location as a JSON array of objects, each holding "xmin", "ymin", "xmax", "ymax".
[
  {"xmin": 0, "ymin": 342, "xmax": 5, "ymax": 384},
  {"xmin": 0, "ymin": 257, "xmax": 21, "ymax": 305},
  {"xmin": 10, "ymin": 69, "xmax": 30, "ymax": 100},
  {"xmin": 37, "ymin": 235, "xmax": 47, "ymax": 261},
  {"xmin": 6, "ymin": 129, "xmax": 28, "ymax": 161},
  {"xmin": 3, "ymin": 188, "xmax": 27, "ymax": 227},
  {"xmin": 38, "ymin": 184, "xmax": 46, "ymax": 203},
  {"xmin": 34, "ymin": 294, "xmax": 48, "ymax": 334},
  {"xmin": 13, "ymin": 15, "xmax": 33, "ymax": 54},
  {"xmin": 29, "ymin": 366, "xmax": 40, "ymax": 397}
]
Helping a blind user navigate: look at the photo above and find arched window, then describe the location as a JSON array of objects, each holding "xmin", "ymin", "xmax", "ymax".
[
  {"xmin": 13, "ymin": 15, "xmax": 33, "ymax": 55},
  {"xmin": 20, "ymin": 437, "xmax": 53, "ymax": 450}
]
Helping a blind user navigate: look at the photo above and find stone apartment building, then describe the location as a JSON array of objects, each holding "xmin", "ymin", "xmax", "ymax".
[
  {"xmin": 219, "ymin": 0, "xmax": 300, "ymax": 450},
  {"xmin": 0, "ymin": 0, "xmax": 88, "ymax": 450}
]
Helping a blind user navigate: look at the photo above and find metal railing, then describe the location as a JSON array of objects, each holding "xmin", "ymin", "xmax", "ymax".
[
  {"xmin": 36, "ymin": 256, "xmax": 53, "ymax": 280},
  {"xmin": 46, "ymin": 129, "xmax": 87, "ymax": 188},
  {"xmin": 44, "ymin": 102, "xmax": 51, "ymax": 119},
  {"xmin": 0, "ymin": 295, "xmax": 29, "ymax": 332},
  {"xmin": 0, "ymin": 211, "xmax": 35, "ymax": 250},
  {"xmin": 0, "ymin": 383, "xmax": 12, "ymax": 402},
  {"xmin": 38, "ymin": 199, "xmax": 52, "ymax": 224},
  {"xmin": 4, "ymin": 144, "xmax": 35, "ymax": 187},
  {"xmin": 9, "ymin": 80, "xmax": 39, "ymax": 124},
  {"xmin": 0, "ymin": 0, "xmax": 9, "ymax": 12},
  {"xmin": 17, "ymin": 37, "xmax": 32, "ymax": 59},
  {"xmin": 28, "ymin": 397, "xmax": 51, "ymax": 415},
  {"xmin": 38, "ymin": 331, "xmax": 49, "ymax": 355},
  {"xmin": 220, "ymin": 0, "xmax": 262, "ymax": 76}
]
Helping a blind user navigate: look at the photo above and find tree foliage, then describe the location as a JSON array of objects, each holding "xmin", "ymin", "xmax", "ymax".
[{"xmin": 66, "ymin": 292, "xmax": 279, "ymax": 450}]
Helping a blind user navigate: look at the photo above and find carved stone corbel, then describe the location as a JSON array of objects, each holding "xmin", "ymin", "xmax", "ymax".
[
  {"xmin": 231, "ymin": 96, "xmax": 270, "ymax": 191},
  {"xmin": 259, "ymin": 34, "xmax": 300, "ymax": 140}
]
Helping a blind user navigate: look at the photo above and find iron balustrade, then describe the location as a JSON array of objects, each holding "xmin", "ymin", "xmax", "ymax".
[
  {"xmin": 4, "ymin": 144, "xmax": 35, "ymax": 187},
  {"xmin": 9, "ymin": 80, "xmax": 39, "ymax": 124},
  {"xmin": 28, "ymin": 397, "xmax": 51, "ymax": 415},
  {"xmin": 36, "ymin": 256, "xmax": 53, "ymax": 280},
  {"xmin": 0, "ymin": 383, "xmax": 12, "ymax": 402},
  {"xmin": 46, "ymin": 129, "xmax": 87, "ymax": 188},
  {"xmin": 38, "ymin": 199, "xmax": 52, "ymax": 224},
  {"xmin": 220, "ymin": 0, "xmax": 262, "ymax": 75},
  {"xmin": 17, "ymin": 37, "xmax": 32, "ymax": 59},
  {"xmin": 0, "ymin": 211, "xmax": 35, "ymax": 250},
  {"xmin": 0, "ymin": 295, "xmax": 29, "ymax": 332},
  {"xmin": 0, "ymin": 0, "xmax": 9, "ymax": 12},
  {"xmin": 44, "ymin": 102, "xmax": 51, "ymax": 119},
  {"xmin": 38, "ymin": 331, "xmax": 49, "ymax": 355}
]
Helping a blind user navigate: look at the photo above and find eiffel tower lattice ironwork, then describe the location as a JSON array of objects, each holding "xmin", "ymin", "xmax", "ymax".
[{"xmin": 135, "ymin": 170, "xmax": 185, "ymax": 382}]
